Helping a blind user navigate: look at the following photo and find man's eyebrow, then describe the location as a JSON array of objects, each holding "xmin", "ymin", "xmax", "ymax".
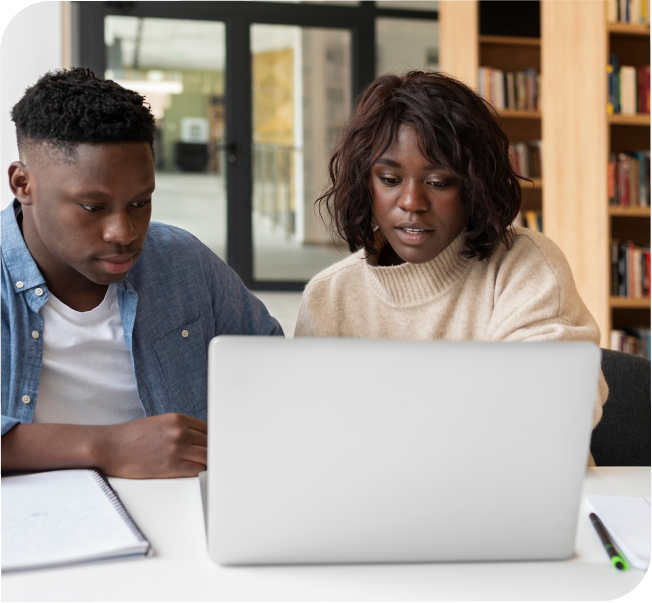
[{"xmin": 74, "ymin": 186, "xmax": 155, "ymax": 201}]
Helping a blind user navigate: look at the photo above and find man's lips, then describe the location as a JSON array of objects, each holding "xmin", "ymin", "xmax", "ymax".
[{"xmin": 97, "ymin": 254, "xmax": 137, "ymax": 274}]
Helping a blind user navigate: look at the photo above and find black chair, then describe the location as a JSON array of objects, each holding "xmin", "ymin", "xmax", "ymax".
[{"xmin": 590, "ymin": 349, "xmax": 651, "ymax": 466}]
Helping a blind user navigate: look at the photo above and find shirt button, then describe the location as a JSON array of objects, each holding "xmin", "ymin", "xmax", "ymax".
[
  {"xmin": 35, "ymin": 288, "xmax": 44, "ymax": 297},
  {"xmin": 16, "ymin": 281, "xmax": 24, "ymax": 289},
  {"xmin": 22, "ymin": 395, "xmax": 31, "ymax": 404},
  {"xmin": 181, "ymin": 330, "xmax": 189, "ymax": 338},
  {"xmin": 32, "ymin": 331, "xmax": 40, "ymax": 339}
]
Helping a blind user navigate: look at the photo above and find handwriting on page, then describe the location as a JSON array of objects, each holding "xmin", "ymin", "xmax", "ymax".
[{"xmin": 3, "ymin": 504, "xmax": 119, "ymax": 554}]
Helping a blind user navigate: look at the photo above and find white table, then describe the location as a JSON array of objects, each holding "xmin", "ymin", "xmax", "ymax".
[{"xmin": 2, "ymin": 467, "xmax": 649, "ymax": 602}]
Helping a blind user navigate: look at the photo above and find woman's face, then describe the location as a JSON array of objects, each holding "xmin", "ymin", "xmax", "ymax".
[{"xmin": 369, "ymin": 125, "xmax": 467, "ymax": 265}]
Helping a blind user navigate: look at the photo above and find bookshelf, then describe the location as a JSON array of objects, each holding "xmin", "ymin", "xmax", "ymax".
[
  {"xmin": 441, "ymin": 1, "xmax": 650, "ymax": 350},
  {"xmin": 440, "ymin": 0, "xmax": 543, "ymax": 226}
]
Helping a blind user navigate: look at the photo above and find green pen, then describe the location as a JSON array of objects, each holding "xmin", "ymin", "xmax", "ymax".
[{"xmin": 589, "ymin": 512, "xmax": 629, "ymax": 570}]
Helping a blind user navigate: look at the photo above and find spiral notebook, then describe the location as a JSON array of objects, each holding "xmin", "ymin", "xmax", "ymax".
[{"xmin": 1, "ymin": 469, "xmax": 151, "ymax": 572}]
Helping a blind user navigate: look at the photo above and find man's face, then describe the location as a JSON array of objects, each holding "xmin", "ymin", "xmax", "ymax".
[{"xmin": 11, "ymin": 142, "xmax": 155, "ymax": 285}]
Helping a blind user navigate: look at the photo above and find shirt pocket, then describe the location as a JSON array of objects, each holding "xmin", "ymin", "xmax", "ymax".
[{"xmin": 151, "ymin": 315, "xmax": 207, "ymax": 417}]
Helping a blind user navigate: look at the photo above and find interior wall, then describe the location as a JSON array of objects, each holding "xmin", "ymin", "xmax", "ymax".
[{"xmin": 1, "ymin": 1, "xmax": 63, "ymax": 209}]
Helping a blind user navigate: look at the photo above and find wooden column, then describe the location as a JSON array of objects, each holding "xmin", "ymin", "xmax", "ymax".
[
  {"xmin": 439, "ymin": 0, "xmax": 478, "ymax": 88},
  {"xmin": 541, "ymin": 0, "xmax": 610, "ymax": 345}
]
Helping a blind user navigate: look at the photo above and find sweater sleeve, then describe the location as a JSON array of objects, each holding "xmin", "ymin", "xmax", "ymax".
[{"xmin": 486, "ymin": 232, "xmax": 608, "ymax": 436}]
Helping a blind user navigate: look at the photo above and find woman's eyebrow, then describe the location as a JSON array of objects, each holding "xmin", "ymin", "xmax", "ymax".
[
  {"xmin": 374, "ymin": 157, "xmax": 401, "ymax": 168},
  {"xmin": 375, "ymin": 157, "xmax": 443, "ymax": 171}
]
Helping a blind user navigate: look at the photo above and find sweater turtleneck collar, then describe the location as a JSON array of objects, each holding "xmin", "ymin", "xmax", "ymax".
[{"xmin": 363, "ymin": 230, "xmax": 472, "ymax": 307}]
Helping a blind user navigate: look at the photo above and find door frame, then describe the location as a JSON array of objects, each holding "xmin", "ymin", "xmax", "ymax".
[{"xmin": 75, "ymin": 1, "xmax": 439, "ymax": 290}]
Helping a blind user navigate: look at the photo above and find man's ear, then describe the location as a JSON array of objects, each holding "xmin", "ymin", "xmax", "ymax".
[{"xmin": 8, "ymin": 162, "xmax": 32, "ymax": 205}]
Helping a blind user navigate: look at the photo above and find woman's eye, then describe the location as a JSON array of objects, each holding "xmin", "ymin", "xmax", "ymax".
[
  {"xmin": 429, "ymin": 179, "xmax": 452, "ymax": 189},
  {"xmin": 380, "ymin": 176, "xmax": 400, "ymax": 185}
]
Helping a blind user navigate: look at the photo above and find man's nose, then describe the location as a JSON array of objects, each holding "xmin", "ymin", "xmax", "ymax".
[{"xmin": 103, "ymin": 210, "xmax": 138, "ymax": 246}]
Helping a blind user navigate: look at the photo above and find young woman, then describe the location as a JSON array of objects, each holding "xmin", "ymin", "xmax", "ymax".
[{"xmin": 295, "ymin": 71, "xmax": 607, "ymax": 453}]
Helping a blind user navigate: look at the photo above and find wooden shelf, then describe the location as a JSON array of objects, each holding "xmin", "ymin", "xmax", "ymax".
[
  {"xmin": 610, "ymin": 297, "xmax": 651, "ymax": 309},
  {"xmin": 607, "ymin": 22, "xmax": 651, "ymax": 36},
  {"xmin": 479, "ymin": 35, "xmax": 540, "ymax": 46},
  {"xmin": 608, "ymin": 113, "xmax": 651, "ymax": 125},
  {"xmin": 609, "ymin": 206, "xmax": 651, "ymax": 217},
  {"xmin": 519, "ymin": 177, "xmax": 542, "ymax": 189},
  {"xmin": 497, "ymin": 109, "xmax": 541, "ymax": 119}
]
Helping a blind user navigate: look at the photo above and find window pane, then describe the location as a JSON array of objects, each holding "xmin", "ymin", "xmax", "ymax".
[
  {"xmin": 376, "ymin": 17, "xmax": 439, "ymax": 76},
  {"xmin": 251, "ymin": 24, "xmax": 351, "ymax": 282},
  {"xmin": 376, "ymin": 1, "xmax": 438, "ymax": 11},
  {"xmin": 104, "ymin": 17, "xmax": 227, "ymax": 262}
]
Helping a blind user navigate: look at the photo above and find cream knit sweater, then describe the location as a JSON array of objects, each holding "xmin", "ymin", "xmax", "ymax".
[{"xmin": 295, "ymin": 227, "xmax": 608, "ymax": 447}]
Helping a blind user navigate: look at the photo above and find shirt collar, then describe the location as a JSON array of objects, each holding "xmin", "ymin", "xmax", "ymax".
[{"xmin": 1, "ymin": 200, "xmax": 46, "ymax": 294}]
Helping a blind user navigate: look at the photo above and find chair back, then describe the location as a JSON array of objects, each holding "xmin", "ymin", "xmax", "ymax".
[{"xmin": 590, "ymin": 349, "xmax": 651, "ymax": 466}]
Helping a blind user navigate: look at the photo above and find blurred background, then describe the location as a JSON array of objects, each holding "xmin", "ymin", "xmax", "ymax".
[{"xmin": 1, "ymin": 1, "xmax": 649, "ymax": 349}]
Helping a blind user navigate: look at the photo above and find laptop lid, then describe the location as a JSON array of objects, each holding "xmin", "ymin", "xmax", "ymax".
[{"xmin": 207, "ymin": 337, "xmax": 599, "ymax": 565}]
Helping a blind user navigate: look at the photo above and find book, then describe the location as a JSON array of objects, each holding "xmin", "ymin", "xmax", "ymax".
[
  {"xmin": 509, "ymin": 140, "xmax": 543, "ymax": 179},
  {"xmin": 1, "ymin": 469, "xmax": 151, "ymax": 572},
  {"xmin": 524, "ymin": 210, "xmax": 542, "ymax": 233},
  {"xmin": 478, "ymin": 67, "xmax": 541, "ymax": 112},
  {"xmin": 610, "ymin": 328, "xmax": 650, "ymax": 358},
  {"xmin": 637, "ymin": 66, "xmax": 650, "ymax": 114},
  {"xmin": 611, "ymin": 240, "xmax": 651, "ymax": 299},
  {"xmin": 611, "ymin": 152, "xmax": 650, "ymax": 207},
  {"xmin": 607, "ymin": 56, "xmax": 650, "ymax": 115}
]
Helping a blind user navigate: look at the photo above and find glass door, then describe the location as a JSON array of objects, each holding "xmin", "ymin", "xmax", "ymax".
[
  {"xmin": 103, "ymin": 16, "xmax": 228, "ymax": 261},
  {"xmin": 251, "ymin": 24, "xmax": 352, "ymax": 282}
]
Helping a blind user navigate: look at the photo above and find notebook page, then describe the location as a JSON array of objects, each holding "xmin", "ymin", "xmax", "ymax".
[
  {"xmin": 2, "ymin": 469, "xmax": 146, "ymax": 571},
  {"xmin": 585, "ymin": 495, "xmax": 651, "ymax": 570}
]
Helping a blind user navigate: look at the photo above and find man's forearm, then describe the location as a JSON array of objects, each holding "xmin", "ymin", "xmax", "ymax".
[
  {"xmin": 1, "ymin": 414, "xmax": 208, "ymax": 478},
  {"xmin": 1, "ymin": 423, "xmax": 108, "ymax": 473}
]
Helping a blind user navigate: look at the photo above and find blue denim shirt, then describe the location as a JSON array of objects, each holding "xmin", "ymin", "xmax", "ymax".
[{"xmin": 1, "ymin": 200, "xmax": 283, "ymax": 435}]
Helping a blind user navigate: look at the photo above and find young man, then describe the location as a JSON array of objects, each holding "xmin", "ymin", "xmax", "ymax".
[{"xmin": 1, "ymin": 68, "xmax": 283, "ymax": 478}]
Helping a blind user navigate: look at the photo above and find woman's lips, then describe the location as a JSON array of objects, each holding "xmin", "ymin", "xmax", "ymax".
[
  {"xmin": 97, "ymin": 255, "xmax": 136, "ymax": 274},
  {"xmin": 395, "ymin": 227, "xmax": 434, "ymax": 245}
]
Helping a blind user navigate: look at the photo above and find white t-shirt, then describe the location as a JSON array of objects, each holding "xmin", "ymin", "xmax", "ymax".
[{"xmin": 33, "ymin": 284, "xmax": 146, "ymax": 425}]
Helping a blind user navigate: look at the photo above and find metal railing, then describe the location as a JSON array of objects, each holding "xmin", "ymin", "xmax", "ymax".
[{"xmin": 252, "ymin": 143, "xmax": 298, "ymax": 238}]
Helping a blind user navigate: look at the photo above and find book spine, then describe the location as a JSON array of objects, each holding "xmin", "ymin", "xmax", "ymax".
[
  {"xmin": 618, "ymin": 243, "xmax": 627, "ymax": 296},
  {"xmin": 628, "ymin": 241, "xmax": 635, "ymax": 297},
  {"xmin": 631, "ymin": 155, "xmax": 640, "ymax": 206},
  {"xmin": 643, "ymin": 66, "xmax": 650, "ymax": 114},
  {"xmin": 608, "ymin": 153, "xmax": 617, "ymax": 205},
  {"xmin": 611, "ymin": 241, "xmax": 620, "ymax": 295}
]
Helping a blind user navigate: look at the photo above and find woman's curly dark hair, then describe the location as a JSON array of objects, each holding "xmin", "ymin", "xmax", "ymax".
[
  {"xmin": 317, "ymin": 70, "xmax": 523, "ymax": 260},
  {"xmin": 11, "ymin": 67, "xmax": 156, "ymax": 158}
]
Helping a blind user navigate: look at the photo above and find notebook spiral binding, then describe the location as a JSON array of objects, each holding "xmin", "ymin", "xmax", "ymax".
[{"xmin": 89, "ymin": 469, "xmax": 151, "ymax": 549}]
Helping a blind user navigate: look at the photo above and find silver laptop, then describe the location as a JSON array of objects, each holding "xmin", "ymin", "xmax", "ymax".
[{"xmin": 205, "ymin": 337, "xmax": 600, "ymax": 565}]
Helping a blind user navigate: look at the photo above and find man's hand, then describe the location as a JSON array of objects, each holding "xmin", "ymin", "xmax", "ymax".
[
  {"xmin": 1, "ymin": 413, "xmax": 207, "ymax": 479},
  {"xmin": 99, "ymin": 413, "xmax": 207, "ymax": 478}
]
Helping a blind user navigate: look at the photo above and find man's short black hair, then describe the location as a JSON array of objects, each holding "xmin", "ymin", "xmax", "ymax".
[{"xmin": 11, "ymin": 67, "xmax": 156, "ymax": 159}]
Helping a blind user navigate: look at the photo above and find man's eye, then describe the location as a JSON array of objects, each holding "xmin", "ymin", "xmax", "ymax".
[
  {"xmin": 81, "ymin": 204, "xmax": 102, "ymax": 212},
  {"xmin": 131, "ymin": 199, "xmax": 152, "ymax": 209}
]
